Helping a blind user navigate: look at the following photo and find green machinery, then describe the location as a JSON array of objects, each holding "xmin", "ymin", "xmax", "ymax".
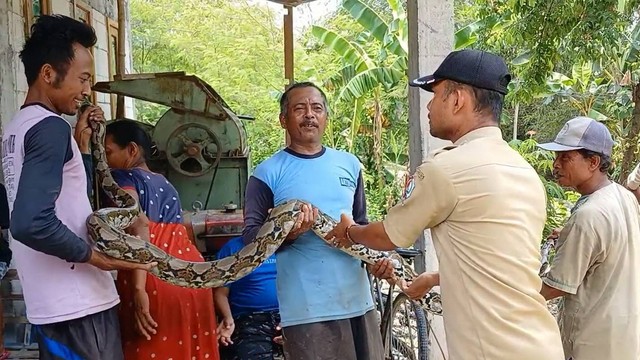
[{"xmin": 93, "ymin": 72, "xmax": 251, "ymax": 256}]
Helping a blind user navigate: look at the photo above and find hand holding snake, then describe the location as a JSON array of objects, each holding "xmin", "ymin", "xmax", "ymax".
[{"xmin": 87, "ymin": 118, "xmax": 443, "ymax": 315}]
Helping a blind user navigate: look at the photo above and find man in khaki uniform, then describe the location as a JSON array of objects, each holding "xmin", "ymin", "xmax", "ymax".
[
  {"xmin": 625, "ymin": 161, "xmax": 640, "ymax": 202},
  {"xmin": 326, "ymin": 49, "xmax": 564, "ymax": 359},
  {"xmin": 538, "ymin": 116, "xmax": 640, "ymax": 360},
  {"xmin": 628, "ymin": 162, "xmax": 640, "ymax": 190}
]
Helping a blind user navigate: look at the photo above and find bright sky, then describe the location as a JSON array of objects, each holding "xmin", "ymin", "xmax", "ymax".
[{"xmin": 260, "ymin": 0, "xmax": 341, "ymax": 34}]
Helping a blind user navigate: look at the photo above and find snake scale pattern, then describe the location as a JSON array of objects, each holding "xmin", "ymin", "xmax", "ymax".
[{"xmin": 86, "ymin": 119, "xmax": 442, "ymax": 315}]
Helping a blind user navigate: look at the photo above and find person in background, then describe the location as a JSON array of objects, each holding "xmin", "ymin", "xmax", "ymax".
[
  {"xmin": 538, "ymin": 116, "xmax": 640, "ymax": 360},
  {"xmin": 214, "ymin": 236, "xmax": 282, "ymax": 360},
  {"xmin": 103, "ymin": 119, "xmax": 220, "ymax": 360}
]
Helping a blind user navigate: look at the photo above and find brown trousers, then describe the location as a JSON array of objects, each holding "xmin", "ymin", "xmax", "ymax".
[{"xmin": 282, "ymin": 310, "xmax": 384, "ymax": 360}]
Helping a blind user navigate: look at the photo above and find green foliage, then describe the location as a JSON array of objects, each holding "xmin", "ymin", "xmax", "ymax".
[
  {"xmin": 458, "ymin": 0, "xmax": 640, "ymax": 186},
  {"xmin": 341, "ymin": 0, "xmax": 407, "ymax": 58},
  {"xmin": 308, "ymin": 0, "xmax": 411, "ymax": 204},
  {"xmin": 130, "ymin": 0, "xmax": 297, "ymax": 163},
  {"xmin": 128, "ymin": 0, "xmax": 410, "ymax": 220},
  {"xmin": 508, "ymin": 138, "xmax": 580, "ymax": 237},
  {"xmin": 129, "ymin": 0, "xmax": 638, "ymax": 235},
  {"xmin": 501, "ymin": 100, "xmax": 580, "ymax": 142},
  {"xmin": 456, "ymin": 0, "xmax": 640, "ymax": 87}
]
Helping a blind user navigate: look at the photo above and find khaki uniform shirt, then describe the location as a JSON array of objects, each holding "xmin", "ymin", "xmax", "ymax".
[
  {"xmin": 543, "ymin": 183, "xmax": 640, "ymax": 360},
  {"xmin": 383, "ymin": 127, "xmax": 564, "ymax": 360},
  {"xmin": 627, "ymin": 162, "xmax": 640, "ymax": 190}
]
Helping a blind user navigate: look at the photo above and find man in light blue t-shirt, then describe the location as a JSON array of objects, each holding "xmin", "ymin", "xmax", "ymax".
[{"xmin": 242, "ymin": 82, "xmax": 394, "ymax": 360}]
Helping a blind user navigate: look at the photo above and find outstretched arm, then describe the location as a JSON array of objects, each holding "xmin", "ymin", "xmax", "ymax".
[
  {"xmin": 327, "ymin": 161, "xmax": 457, "ymax": 251},
  {"xmin": 331, "ymin": 169, "xmax": 397, "ymax": 251}
]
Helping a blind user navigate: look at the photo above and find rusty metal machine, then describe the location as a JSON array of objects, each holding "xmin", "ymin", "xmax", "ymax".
[{"xmin": 93, "ymin": 72, "xmax": 251, "ymax": 257}]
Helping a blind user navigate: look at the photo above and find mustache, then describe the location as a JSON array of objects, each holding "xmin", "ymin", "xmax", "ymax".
[{"xmin": 300, "ymin": 120, "xmax": 318, "ymax": 128}]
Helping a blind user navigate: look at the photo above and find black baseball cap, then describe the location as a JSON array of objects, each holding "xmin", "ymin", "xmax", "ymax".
[{"xmin": 409, "ymin": 49, "xmax": 511, "ymax": 95}]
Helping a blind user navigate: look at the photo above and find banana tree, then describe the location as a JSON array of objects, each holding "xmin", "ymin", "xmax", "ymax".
[
  {"xmin": 601, "ymin": 20, "xmax": 640, "ymax": 183},
  {"xmin": 312, "ymin": 0, "xmax": 482, "ymax": 188},
  {"xmin": 541, "ymin": 62, "xmax": 611, "ymax": 120},
  {"xmin": 311, "ymin": 0, "xmax": 407, "ymax": 188}
]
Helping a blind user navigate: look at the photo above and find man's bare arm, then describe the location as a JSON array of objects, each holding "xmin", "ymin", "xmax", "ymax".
[{"xmin": 540, "ymin": 282, "xmax": 569, "ymax": 301}]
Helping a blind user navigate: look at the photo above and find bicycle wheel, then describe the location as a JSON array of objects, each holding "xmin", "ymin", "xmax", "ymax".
[
  {"xmin": 381, "ymin": 292, "xmax": 430, "ymax": 360},
  {"xmin": 390, "ymin": 333, "xmax": 418, "ymax": 360}
]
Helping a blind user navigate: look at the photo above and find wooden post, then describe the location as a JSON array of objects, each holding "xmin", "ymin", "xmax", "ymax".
[
  {"xmin": 283, "ymin": 5, "xmax": 294, "ymax": 86},
  {"xmin": 513, "ymin": 103, "xmax": 520, "ymax": 141},
  {"xmin": 116, "ymin": 0, "xmax": 126, "ymax": 119},
  {"xmin": 283, "ymin": 5, "xmax": 294, "ymax": 145}
]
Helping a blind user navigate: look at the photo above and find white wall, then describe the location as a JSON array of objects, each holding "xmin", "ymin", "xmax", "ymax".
[
  {"xmin": 50, "ymin": 0, "xmax": 73, "ymax": 17},
  {"xmin": 0, "ymin": 0, "xmax": 28, "ymax": 127},
  {"xmin": 123, "ymin": 0, "xmax": 134, "ymax": 118},
  {"xmin": 92, "ymin": 9, "xmax": 112, "ymax": 119}
]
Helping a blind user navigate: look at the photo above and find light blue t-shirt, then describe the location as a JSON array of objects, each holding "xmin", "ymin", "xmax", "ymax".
[{"xmin": 252, "ymin": 147, "xmax": 374, "ymax": 327}]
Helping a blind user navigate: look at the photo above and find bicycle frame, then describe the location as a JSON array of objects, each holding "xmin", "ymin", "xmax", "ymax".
[{"xmin": 368, "ymin": 251, "xmax": 430, "ymax": 360}]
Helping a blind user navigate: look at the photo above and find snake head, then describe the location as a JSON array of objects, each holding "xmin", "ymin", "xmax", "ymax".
[{"xmin": 79, "ymin": 96, "xmax": 93, "ymax": 114}]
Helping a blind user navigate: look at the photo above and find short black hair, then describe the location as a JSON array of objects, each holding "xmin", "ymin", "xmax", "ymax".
[
  {"xmin": 279, "ymin": 82, "xmax": 329, "ymax": 116},
  {"xmin": 443, "ymin": 80, "xmax": 505, "ymax": 123},
  {"xmin": 577, "ymin": 149, "xmax": 612, "ymax": 173},
  {"xmin": 106, "ymin": 120, "xmax": 154, "ymax": 162},
  {"xmin": 20, "ymin": 15, "xmax": 97, "ymax": 86}
]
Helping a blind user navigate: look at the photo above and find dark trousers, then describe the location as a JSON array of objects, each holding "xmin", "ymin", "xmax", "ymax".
[
  {"xmin": 34, "ymin": 305, "xmax": 123, "ymax": 360},
  {"xmin": 220, "ymin": 309, "xmax": 283, "ymax": 360},
  {"xmin": 282, "ymin": 309, "xmax": 384, "ymax": 360}
]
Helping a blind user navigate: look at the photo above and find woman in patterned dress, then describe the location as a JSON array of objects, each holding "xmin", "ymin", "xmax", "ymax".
[{"xmin": 103, "ymin": 119, "xmax": 220, "ymax": 360}]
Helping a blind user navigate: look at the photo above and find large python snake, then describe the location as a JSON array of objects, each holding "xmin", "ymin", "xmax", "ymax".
[{"xmin": 86, "ymin": 119, "xmax": 443, "ymax": 316}]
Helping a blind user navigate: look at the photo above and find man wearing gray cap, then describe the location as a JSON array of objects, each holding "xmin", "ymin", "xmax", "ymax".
[
  {"xmin": 327, "ymin": 49, "xmax": 565, "ymax": 359},
  {"xmin": 538, "ymin": 116, "xmax": 640, "ymax": 360}
]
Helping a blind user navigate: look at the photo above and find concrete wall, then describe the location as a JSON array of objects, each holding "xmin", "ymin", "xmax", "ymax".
[
  {"xmin": 0, "ymin": 0, "xmax": 134, "ymax": 129},
  {"xmin": 50, "ymin": 0, "xmax": 73, "ymax": 15},
  {"xmin": 407, "ymin": 0, "xmax": 454, "ymax": 358},
  {"xmin": 0, "ymin": 0, "xmax": 29, "ymax": 128}
]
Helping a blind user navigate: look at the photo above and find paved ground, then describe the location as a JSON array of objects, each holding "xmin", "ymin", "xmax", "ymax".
[{"xmin": 5, "ymin": 349, "xmax": 38, "ymax": 359}]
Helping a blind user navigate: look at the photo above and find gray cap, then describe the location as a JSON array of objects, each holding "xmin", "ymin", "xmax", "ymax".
[{"xmin": 537, "ymin": 116, "xmax": 614, "ymax": 157}]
